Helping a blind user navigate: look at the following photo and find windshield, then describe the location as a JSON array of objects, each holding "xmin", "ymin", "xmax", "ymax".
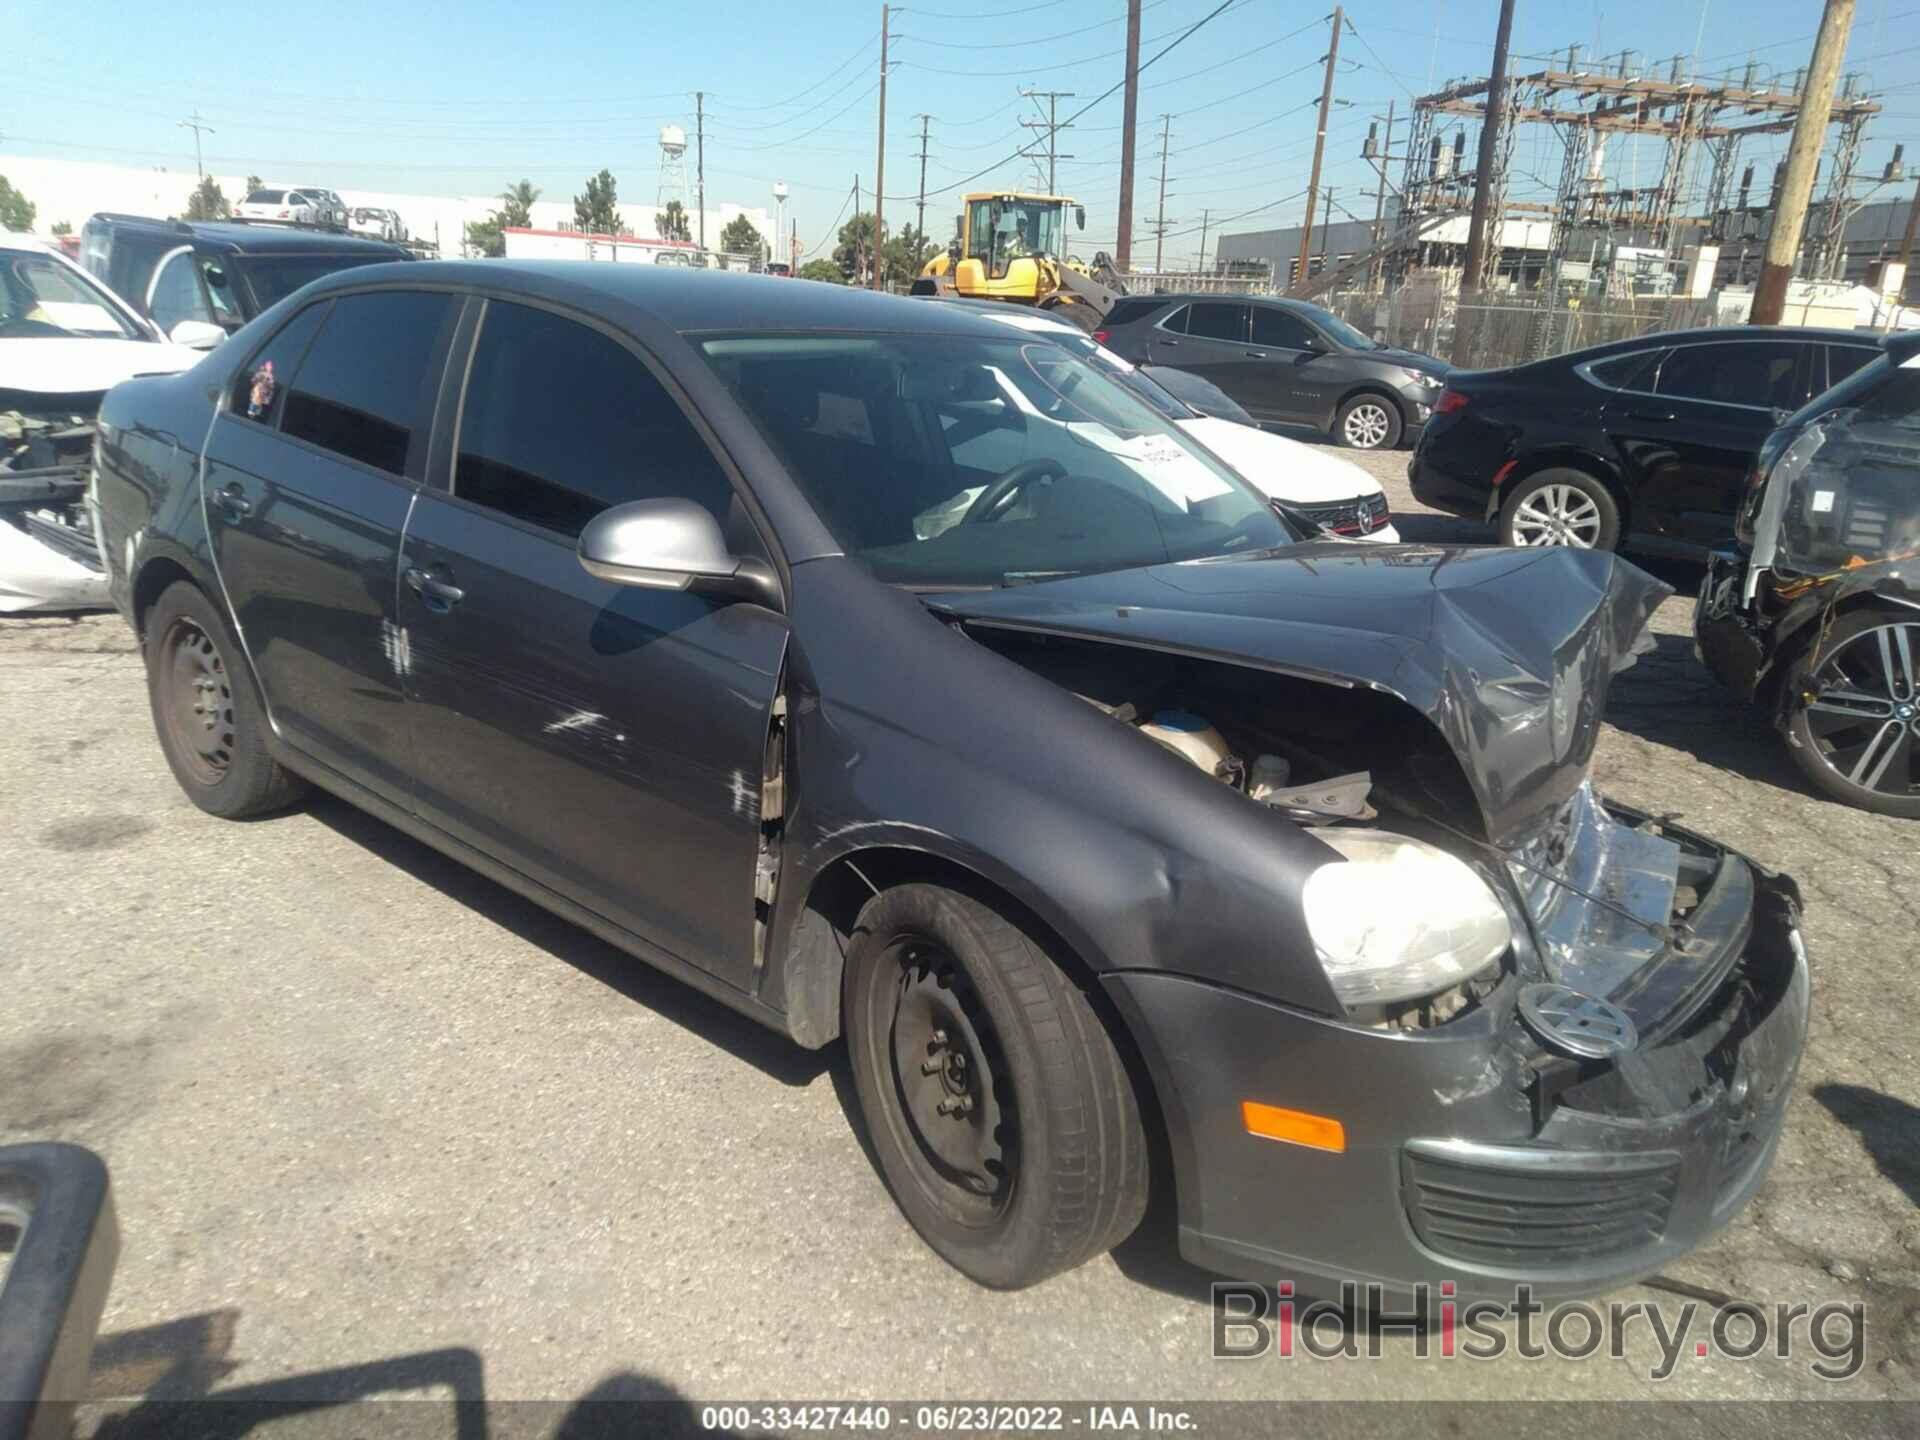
[
  {"xmin": 1301, "ymin": 302, "xmax": 1378, "ymax": 350},
  {"xmin": 1023, "ymin": 327, "xmax": 1199, "ymax": 422},
  {"xmin": 238, "ymin": 253, "xmax": 390, "ymax": 311},
  {"xmin": 703, "ymin": 332, "xmax": 1292, "ymax": 589},
  {"xmin": 244, "ymin": 189, "xmax": 286, "ymax": 204},
  {"xmin": 968, "ymin": 199, "xmax": 1066, "ymax": 279},
  {"xmin": 0, "ymin": 252, "xmax": 143, "ymax": 340}
]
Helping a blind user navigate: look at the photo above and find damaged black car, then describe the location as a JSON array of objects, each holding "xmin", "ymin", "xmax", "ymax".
[
  {"xmin": 93, "ymin": 264, "xmax": 1808, "ymax": 1297},
  {"xmin": 1697, "ymin": 330, "xmax": 1920, "ymax": 817}
]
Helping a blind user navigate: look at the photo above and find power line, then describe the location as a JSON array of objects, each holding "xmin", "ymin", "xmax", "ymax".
[{"xmin": 896, "ymin": 0, "xmax": 1174, "ymax": 49}]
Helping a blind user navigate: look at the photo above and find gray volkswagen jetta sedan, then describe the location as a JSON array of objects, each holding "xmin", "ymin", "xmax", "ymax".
[{"xmin": 93, "ymin": 263, "xmax": 1807, "ymax": 1296}]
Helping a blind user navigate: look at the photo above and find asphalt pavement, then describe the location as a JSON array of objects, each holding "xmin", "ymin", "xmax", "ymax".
[{"xmin": 2, "ymin": 453, "xmax": 1917, "ymax": 1427}]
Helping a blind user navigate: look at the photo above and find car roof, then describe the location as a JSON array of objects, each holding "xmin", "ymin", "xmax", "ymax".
[
  {"xmin": 84, "ymin": 213, "xmax": 405, "ymax": 256},
  {"xmin": 303, "ymin": 260, "xmax": 1029, "ymax": 336}
]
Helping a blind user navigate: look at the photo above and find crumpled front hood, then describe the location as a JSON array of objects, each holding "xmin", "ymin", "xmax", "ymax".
[
  {"xmin": 934, "ymin": 543, "xmax": 1672, "ymax": 847},
  {"xmin": 0, "ymin": 338, "xmax": 199, "ymax": 398}
]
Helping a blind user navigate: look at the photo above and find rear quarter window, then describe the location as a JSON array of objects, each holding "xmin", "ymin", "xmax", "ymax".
[{"xmin": 1104, "ymin": 297, "xmax": 1170, "ymax": 328}]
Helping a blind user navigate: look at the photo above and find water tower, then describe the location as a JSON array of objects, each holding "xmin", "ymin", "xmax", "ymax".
[
  {"xmin": 773, "ymin": 181, "xmax": 789, "ymax": 266},
  {"xmin": 658, "ymin": 124, "xmax": 690, "ymax": 231}
]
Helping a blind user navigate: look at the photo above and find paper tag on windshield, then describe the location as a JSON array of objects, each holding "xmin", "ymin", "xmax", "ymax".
[{"xmin": 1811, "ymin": 489, "xmax": 1835, "ymax": 514}]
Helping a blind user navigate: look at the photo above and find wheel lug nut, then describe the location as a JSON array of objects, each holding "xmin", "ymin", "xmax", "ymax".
[
  {"xmin": 937, "ymin": 1095, "xmax": 973, "ymax": 1117},
  {"xmin": 921, "ymin": 1057, "xmax": 944, "ymax": 1074}
]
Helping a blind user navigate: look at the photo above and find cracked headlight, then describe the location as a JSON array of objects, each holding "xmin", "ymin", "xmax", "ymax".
[{"xmin": 1301, "ymin": 830, "xmax": 1511, "ymax": 1008}]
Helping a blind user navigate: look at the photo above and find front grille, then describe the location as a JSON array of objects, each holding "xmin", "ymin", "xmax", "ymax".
[
  {"xmin": 1403, "ymin": 1145, "xmax": 1679, "ymax": 1268},
  {"xmin": 1297, "ymin": 492, "xmax": 1390, "ymax": 536}
]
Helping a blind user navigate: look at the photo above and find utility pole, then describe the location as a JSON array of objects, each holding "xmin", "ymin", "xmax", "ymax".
[
  {"xmin": 914, "ymin": 114, "xmax": 932, "ymax": 244},
  {"xmin": 1153, "ymin": 113, "xmax": 1173, "ymax": 274},
  {"xmin": 1297, "ymin": 6, "xmax": 1343, "ymax": 290},
  {"xmin": 1197, "ymin": 208, "xmax": 1211, "ymax": 275},
  {"xmin": 855, "ymin": 175, "xmax": 863, "ymax": 283},
  {"xmin": 1753, "ymin": 0, "xmax": 1858, "ymax": 324},
  {"xmin": 696, "ymin": 92, "xmax": 707, "ymax": 250},
  {"xmin": 1451, "ymin": 0, "xmax": 1512, "ymax": 366},
  {"xmin": 1320, "ymin": 187, "xmax": 1336, "ymax": 276},
  {"xmin": 1020, "ymin": 89, "xmax": 1077, "ymax": 194},
  {"xmin": 1895, "ymin": 175, "xmax": 1920, "ymax": 307},
  {"xmin": 1116, "ymin": 0, "xmax": 1143, "ymax": 272},
  {"xmin": 178, "ymin": 110, "xmax": 214, "ymax": 179},
  {"xmin": 1368, "ymin": 100, "xmax": 1396, "ymax": 287},
  {"xmin": 873, "ymin": 4, "xmax": 890, "ymax": 292}
]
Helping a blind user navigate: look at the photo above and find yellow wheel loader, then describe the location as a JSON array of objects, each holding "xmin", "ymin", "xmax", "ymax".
[{"xmin": 911, "ymin": 192, "xmax": 1127, "ymax": 331}]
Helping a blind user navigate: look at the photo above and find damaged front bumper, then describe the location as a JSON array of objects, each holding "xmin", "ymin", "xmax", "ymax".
[
  {"xmin": 2, "ymin": 408, "xmax": 110, "ymax": 614},
  {"xmin": 1105, "ymin": 806, "xmax": 1809, "ymax": 1303}
]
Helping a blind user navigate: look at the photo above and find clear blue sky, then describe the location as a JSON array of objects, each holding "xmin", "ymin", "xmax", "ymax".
[{"xmin": 11, "ymin": 0, "xmax": 1919, "ymax": 263}]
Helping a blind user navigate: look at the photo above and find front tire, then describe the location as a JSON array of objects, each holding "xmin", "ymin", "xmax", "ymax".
[
  {"xmin": 1783, "ymin": 609, "xmax": 1920, "ymax": 817},
  {"xmin": 144, "ymin": 580, "xmax": 308, "ymax": 819},
  {"xmin": 843, "ymin": 883, "xmax": 1148, "ymax": 1288},
  {"xmin": 1497, "ymin": 467, "xmax": 1622, "ymax": 550},
  {"xmin": 1334, "ymin": 393, "xmax": 1402, "ymax": 450}
]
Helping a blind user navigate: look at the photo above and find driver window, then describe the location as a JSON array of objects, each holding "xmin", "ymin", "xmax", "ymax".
[{"xmin": 149, "ymin": 251, "xmax": 215, "ymax": 333}]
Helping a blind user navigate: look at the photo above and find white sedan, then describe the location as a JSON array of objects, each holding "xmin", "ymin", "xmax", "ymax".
[{"xmin": 975, "ymin": 307, "xmax": 1400, "ymax": 542}]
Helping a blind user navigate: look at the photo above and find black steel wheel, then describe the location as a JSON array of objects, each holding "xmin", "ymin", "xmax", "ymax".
[
  {"xmin": 1786, "ymin": 610, "xmax": 1920, "ymax": 817},
  {"xmin": 843, "ymin": 882, "xmax": 1148, "ymax": 1288},
  {"xmin": 144, "ymin": 581, "xmax": 309, "ymax": 818}
]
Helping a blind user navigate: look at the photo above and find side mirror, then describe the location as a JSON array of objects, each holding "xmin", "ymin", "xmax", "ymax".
[
  {"xmin": 577, "ymin": 498, "xmax": 778, "ymax": 607},
  {"xmin": 167, "ymin": 319, "xmax": 227, "ymax": 350},
  {"xmin": 1075, "ymin": 206, "xmax": 1086, "ymax": 231}
]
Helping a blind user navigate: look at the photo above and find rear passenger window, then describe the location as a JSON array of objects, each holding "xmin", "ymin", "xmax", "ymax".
[
  {"xmin": 1585, "ymin": 350, "xmax": 1662, "ymax": 391},
  {"xmin": 1184, "ymin": 302, "xmax": 1247, "ymax": 343},
  {"xmin": 1657, "ymin": 341, "xmax": 1804, "ymax": 410},
  {"xmin": 1103, "ymin": 297, "xmax": 1168, "ymax": 328},
  {"xmin": 230, "ymin": 300, "xmax": 329, "ymax": 426},
  {"xmin": 453, "ymin": 300, "xmax": 735, "ymax": 538},
  {"xmin": 280, "ymin": 291, "xmax": 455, "ymax": 475},
  {"xmin": 1828, "ymin": 345, "xmax": 1882, "ymax": 389}
]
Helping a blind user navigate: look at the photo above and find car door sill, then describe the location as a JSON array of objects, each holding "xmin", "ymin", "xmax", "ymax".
[{"xmin": 269, "ymin": 740, "xmax": 795, "ymax": 1040}]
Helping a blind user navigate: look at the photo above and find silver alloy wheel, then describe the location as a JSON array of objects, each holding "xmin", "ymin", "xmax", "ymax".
[
  {"xmin": 1509, "ymin": 483, "xmax": 1603, "ymax": 548},
  {"xmin": 1341, "ymin": 401, "xmax": 1392, "ymax": 449},
  {"xmin": 1802, "ymin": 621, "xmax": 1920, "ymax": 798}
]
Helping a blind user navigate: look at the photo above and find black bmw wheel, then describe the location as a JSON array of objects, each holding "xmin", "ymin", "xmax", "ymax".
[
  {"xmin": 843, "ymin": 883, "xmax": 1148, "ymax": 1288},
  {"xmin": 1785, "ymin": 610, "xmax": 1920, "ymax": 817}
]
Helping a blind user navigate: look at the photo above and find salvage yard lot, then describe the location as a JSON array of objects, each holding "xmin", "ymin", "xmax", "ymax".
[{"xmin": 3, "ymin": 457, "xmax": 1918, "ymax": 1414}]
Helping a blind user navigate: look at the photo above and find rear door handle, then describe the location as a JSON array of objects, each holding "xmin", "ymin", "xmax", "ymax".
[
  {"xmin": 215, "ymin": 482, "xmax": 252, "ymax": 518},
  {"xmin": 1157, "ymin": 339, "xmax": 1180, "ymax": 347},
  {"xmin": 1245, "ymin": 350, "xmax": 1267, "ymax": 358},
  {"xmin": 1625, "ymin": 410, "xmax": 1676, "ymax": 423},
  {"xmin": 404, "ymin": 566, "xmax": 465, "ymax": 609}
]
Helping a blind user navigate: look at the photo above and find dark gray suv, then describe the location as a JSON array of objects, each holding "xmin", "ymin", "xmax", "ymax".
[{"xmin": 1095, "ymin": 294, "xmax": 1448, "ymax": 450}]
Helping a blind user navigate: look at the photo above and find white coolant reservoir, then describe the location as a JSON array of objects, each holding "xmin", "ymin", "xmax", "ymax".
[{"xmin": 1139, "ymin": 709, "xmax": 1234, "ymax": 778}]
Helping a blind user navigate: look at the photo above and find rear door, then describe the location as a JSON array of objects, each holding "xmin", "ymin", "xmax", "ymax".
[
  {"xmin": 1145, "ymin": 301, "xmax": 1257, "ymax": 409},
  {"xmin": 1601, "ymin": 337, "xmax": 1811, "ymax": 545},
  {"xmin": 200, "ymin": 288, "xmax": 458, "ymax": 805},
  {"xmin": 397, "ymin": 297, "xmax": 787, "ymax": 987}
]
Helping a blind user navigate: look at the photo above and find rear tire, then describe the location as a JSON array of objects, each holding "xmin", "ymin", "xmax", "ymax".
[
  {"xmin": 1334, "ymin": 393, "xmax": 1403, "ymax": 450},
  {"xmin": 1782, "ymin": 609, "xmax": 1920, "ymax": 818},
  {"xmin": 843, "ymin": 882, "xmax": 1148, "ymax": 1288},
  {"xmin": 1497, "ymin": 467, "xmax": 1622, "ymax": 551},
  {"xmin": 144, "ymin": 580, "xmax": 308, "ymax": 819}
]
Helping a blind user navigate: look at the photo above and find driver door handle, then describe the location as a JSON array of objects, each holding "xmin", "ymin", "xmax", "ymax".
[
  {"xmin": 215, "ymin": 482, "xmax": 252, "ymax": 518},
  {"xmin": 404, "ymin": 566, "xmax": 465, "ymax": 608},
  {"xmin": 1625, "ymin": 409, "xmax": 1676, "ymax": 423},
  {"xmin": 1244, "ymin": 350, "xmax": 1267, "ymax": 358}
]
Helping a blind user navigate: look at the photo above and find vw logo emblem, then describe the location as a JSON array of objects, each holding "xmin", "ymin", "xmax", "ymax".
[{"xmin": 1518, "ymin": 983, "xmax": 1639, "ymax": 1059}]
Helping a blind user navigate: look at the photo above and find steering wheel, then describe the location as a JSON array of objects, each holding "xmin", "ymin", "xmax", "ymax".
[{"xmin": 960, "ymin": 458, "xmax": 1067, "ymax": 526}]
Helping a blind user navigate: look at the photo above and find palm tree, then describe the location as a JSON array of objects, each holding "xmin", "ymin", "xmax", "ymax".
[{"xmin": 499, "ymin": 180, "xmax": 541, "ymax": 228}]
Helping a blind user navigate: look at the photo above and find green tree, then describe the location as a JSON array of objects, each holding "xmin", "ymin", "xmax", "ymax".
[
  {"xmin": 656, "ymin": 199, "xmax": 691, "ymax": 242},
  {"xmin": 0, "ymin": 176, "xmax": 37, "ymax": 233},
  {"xmin": 499, "ymin": 179, "xmax": 540, "ymax": 228},
  {"xmin": 245, "ymin": 174, "xmax": 264, "ymax": 194},
  {"xmin": 888, "ymin": 224, "xmax": 935, "ymax": 282},
  {"xmin": 184, "ymin": 176, "xmax": 230, "ymax": 221},
  {"xmin": 573, "ymin": 169, "xmax": 622, "ymax": 235},
  {"xmin": 833, "ymin": 212, "xmax": 882, "ymax": 283},
  {"xmin": 719, "ymin": 213, "xmax": 763, "ymax": 257},
  {"xmin": 50, "ymin": 220, "xmax": 72, "ymax": 237},
  {"xmin": 464, "ymin": 214, "xmax": 505, "ymax": 258},
  {"xmin": 797, "ymin": 258, "xmax": 847, "ymax": 284}
]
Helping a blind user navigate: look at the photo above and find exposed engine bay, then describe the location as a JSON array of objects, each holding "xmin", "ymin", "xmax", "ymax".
[{"xmin": 1, "ymin": 394, "xmax": 108, "ymax": 614}]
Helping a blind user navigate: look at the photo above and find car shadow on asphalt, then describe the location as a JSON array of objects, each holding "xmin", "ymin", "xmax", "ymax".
[
  {"xmin": 303, "ymin": 795, "xmax": 829, "ymax": 1090},
  {"xmin": 85, "ymin": 1314, "xmax": 736, "ymax": 1439},
  {"xmin": 1810, "ymin": 1083, "xmax": 1920, "ymax": 1209}
]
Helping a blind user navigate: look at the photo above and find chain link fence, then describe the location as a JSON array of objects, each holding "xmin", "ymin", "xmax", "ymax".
[{"xmin": 1317, "ymin": 290, "xmax": 1727, "ymax": 369}]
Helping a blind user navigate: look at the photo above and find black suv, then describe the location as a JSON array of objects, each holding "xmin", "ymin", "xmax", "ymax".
[
  {"xmin": 1094, "ymin": 294, "xmax": 1448, "ymax": 450},
  {"xmin": 1412, "ymin": 326, "xmax": 1882, "ymax": 554},
  {"xmin": 79, "ymin": 214, "xmax": 409, "ymax": 347}
]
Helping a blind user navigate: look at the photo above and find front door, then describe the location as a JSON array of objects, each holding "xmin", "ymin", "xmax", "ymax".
[
  {"xmin": 1247, "ymin": 303, "xmax": 1333, "ymax": 426},
  {"xmin": 201, "ymin": 289, "xmax": 458, "ymax": 805},
  {"xmin": 398, "ymin": 298, "xmax": 787, "ymax": 988},
  {"xmin": 1603, "ymin": 338, "xmax": 1810, "ymax": 545}
]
